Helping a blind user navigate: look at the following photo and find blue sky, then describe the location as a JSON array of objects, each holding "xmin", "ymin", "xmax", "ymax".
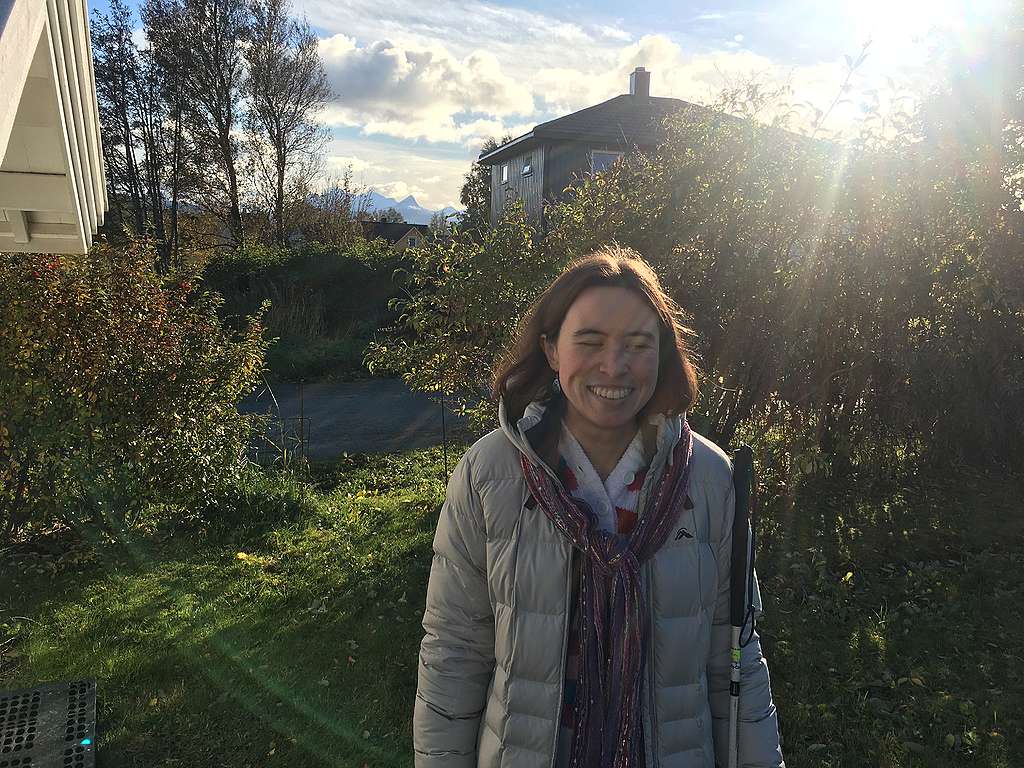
[{"xmin": 87, "ymin": 0, "xmax": 1003, "ymax": 210}]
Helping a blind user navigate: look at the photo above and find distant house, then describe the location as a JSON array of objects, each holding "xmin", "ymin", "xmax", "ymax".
[
  {"xmin": 1, "ymin": 0, "xmax": 106, "ymax": 253},
  {"xmin": 360, "ymin": 221, "xmax": 430, "ymax": 253},
  {"xmin": 478, "ymin": 67, "xmax": 699, "ymax": 227}
]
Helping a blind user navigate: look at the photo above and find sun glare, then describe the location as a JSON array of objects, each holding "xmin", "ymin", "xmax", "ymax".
[
  {"xmin": 849, "ymin": 0, "xmax": 964, "ymax": 38},
  {"xmin": 840, "ymin": 0, "xmax": 1002, "ymax": 72}
]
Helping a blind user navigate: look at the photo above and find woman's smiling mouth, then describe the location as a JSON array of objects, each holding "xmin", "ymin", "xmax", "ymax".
[{"xmin": 587, "ymin": 385, "xmax": 634, "ymax": 401}]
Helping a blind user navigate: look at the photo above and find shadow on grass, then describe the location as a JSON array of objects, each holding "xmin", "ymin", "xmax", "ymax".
[
  {"xmin": 759, "ymin": 462, "xmax": 1024, "ymax": 767},
  {"xmin": 0, "ymin": 468, "xmax": 444, "ymax": 767}
]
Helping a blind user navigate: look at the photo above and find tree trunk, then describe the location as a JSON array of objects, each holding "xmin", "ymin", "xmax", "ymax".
[
  {"xmin": 120, "ymin": 106, "xmax": 146, "ymax": 237},
  {"xmin": 223, "ymin": 129, "xmax": 244, "ymax": 247},
  {"xmin": 170, "ymin": 106, "xmax": 182, "ymax": 269},
  {"xmin": 275, "ymin": 149, "xmax": 285, "ymax": 246}
]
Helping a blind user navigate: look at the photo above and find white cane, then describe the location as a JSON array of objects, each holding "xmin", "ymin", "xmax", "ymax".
[{"xmin": 727, "ymin": 446, "xmax": 755, "ymax": 768}]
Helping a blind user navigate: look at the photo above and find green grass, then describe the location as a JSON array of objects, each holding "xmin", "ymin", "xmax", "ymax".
[
  {"xmin": 0, "ymin": 448, "xmax": 453, "ymax": 767},
  {"xmin": 1, "ymin": 449, "xmax": 1022, "ymax": 767}
]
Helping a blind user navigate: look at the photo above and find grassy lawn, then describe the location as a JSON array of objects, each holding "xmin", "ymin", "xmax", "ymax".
[
  {"xmin": 0, "ymin": 450, "xmax": 450, "ymax": 768},
  {"xmin": 1, "ymin": 448, "xmax": 1021, "ymax": 767}
]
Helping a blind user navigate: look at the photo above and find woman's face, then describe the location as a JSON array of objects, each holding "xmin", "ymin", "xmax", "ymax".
[{"xmin": 542, "ymin": 286, "xmax": 661, "ymax": 443}]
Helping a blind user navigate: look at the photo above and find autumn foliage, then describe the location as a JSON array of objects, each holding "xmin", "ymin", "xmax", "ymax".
[
  {"xmin": 372, "ymin": 91, "xmax": 1024, "ymax": 468},
  {"xmin": 0, "ymin": 241, "xmax": 267, "ymax": 541}
]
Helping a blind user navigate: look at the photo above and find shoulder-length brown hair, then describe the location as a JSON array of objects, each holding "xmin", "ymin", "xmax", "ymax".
[{"xmin": 493, "ymin": 245, "xmax": 699, "ymax": 424}]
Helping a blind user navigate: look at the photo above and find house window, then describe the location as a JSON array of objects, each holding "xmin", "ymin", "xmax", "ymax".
[
  {"xmin": 522, "ymin": 157, "xmax": 533, "ymax": 176},
  {"xmin": 408, "ymin": 236, "xmax": 417, "ymax": 248},
  {"xmin": 501, "ymin": 164, "xmax": 509, "ymax": 184},
  {"xmin": 591, "ymin": 150, "xmax": 623, "ymax": 173}
]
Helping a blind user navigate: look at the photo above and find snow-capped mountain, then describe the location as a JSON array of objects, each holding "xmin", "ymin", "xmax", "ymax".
[{"xmin": 363, "ymin": 190, "xmax": 460, "ymax": 225}]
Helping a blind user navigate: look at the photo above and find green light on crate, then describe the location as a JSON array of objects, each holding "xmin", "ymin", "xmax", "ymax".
[{"xmin": 81, "ymin": 738, "xmax": 92, "ymax": 746}]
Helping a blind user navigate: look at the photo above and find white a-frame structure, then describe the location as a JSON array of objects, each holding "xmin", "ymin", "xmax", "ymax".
[{"xmin": 0, "ymin": 0, "xmax": 106, "ymax": 254}]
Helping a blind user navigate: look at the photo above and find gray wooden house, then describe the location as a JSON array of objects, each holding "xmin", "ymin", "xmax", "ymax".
[{"xmin": 478, "ymin": 67, "xmax": 696, "ymax": 227}]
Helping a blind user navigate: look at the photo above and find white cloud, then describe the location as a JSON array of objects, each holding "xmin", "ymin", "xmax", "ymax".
[
  {"xmin": 324, "ymin": 154, "xmax": 387, "ymax": 175},
  {"xmin": 598, "ymin": 25, "xmax": 632, "ymax": 42},
  {"xmin": 131, "ymin": 27, "xmax": 150, "ymax": 51},
  {"xmin": 301, "ymin": 0, "xmax": 943, "ymax": 206},
  {"xmin": 322, "ymin": 138, "xmax": 469, "ymax": 210},
  {"xmin": 297, "ymin": 0, "xmax": 618, "ymax": 75},
  {"xmin": 543, "ymin": 34, "xmax": 899, "ymax": 136},
  {"xmin": 374, "ymin": 180, "xmax": 417, "ymax": 201},
  {"xmin": 318, "ymin": 35, "xmax": 534, "ymax": 144},
  {"xmin": 320, "ymin": 26, "xmax": 888, "ymax": 144}
]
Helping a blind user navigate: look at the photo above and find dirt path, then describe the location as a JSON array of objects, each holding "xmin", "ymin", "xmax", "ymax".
[{"xmin": 237, "ymin": 378, "xmax": 467, "ymax": 459}]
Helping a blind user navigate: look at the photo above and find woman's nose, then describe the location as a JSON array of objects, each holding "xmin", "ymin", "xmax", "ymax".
[{"xmin": 598, "ymin": 345, "xmax": 628, "ymax": 375}]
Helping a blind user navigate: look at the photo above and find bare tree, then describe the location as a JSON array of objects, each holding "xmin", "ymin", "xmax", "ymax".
[
  {"xmin": 245, "ymin": 0, "xmax": 332, "ymax": 246},
  {"xmin": 287, "ymin": 167, "xmax": 367, "ymax": 245},
  {"xmin": 142, "ymin": 0, "xmax": 195, "ymax": 269},
  {"xmin": 371, "ymin": 207, "xmax": 404, "ymax": 223},
  {"xmin": 92, "ymin": 0, "xmax": 147, "ymax": 238},
  {"xmin": 136, "ymin": 45, "xmax": 173, "ymax": 268},
  {"xmin": 93, "ymin": 0, "xmax": 183, "ymax": 269},
  {"xmin": 175, "ymin": 0, "xmax": 250, "ymax": 248}
]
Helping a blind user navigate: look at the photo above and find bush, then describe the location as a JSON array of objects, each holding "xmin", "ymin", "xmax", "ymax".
[
  {"xmin": 370, "ymin": 95, "xmax": 1024, "ymax": 466},
  {"xmin": 365, "ymin": 202, "xmax": 552, "ymax": 426},
  {"xmin": 0, "ymin": 240, "xmax": 268, "ymax": 542},
  {"xmin": 204, "ymin": 239, "xmax": 403, "ymax": 381}
]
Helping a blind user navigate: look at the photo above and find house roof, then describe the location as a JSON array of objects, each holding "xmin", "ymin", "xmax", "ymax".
[
  {"xmin": 478, "ymin": 94, "xmax": 702, "ymax": 166},
  {"xmin": 0, "ymin": 0, "xmax": 107, "ymax": 253},
  {"xmin": 360, "ymin": 220, "xmax": 430, "ymax": 244}
]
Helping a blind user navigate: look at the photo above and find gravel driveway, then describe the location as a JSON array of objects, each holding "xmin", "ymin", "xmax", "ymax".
[{"xmin": 237, "ymin": 378, "xmax": 467, "ymax": 459}]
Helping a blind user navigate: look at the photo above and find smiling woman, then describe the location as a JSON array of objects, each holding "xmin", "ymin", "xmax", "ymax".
[
  {"xmin": 413, "ymin": 245, "xmax": 785, "ymax": 768},
  {"xmin": 539, "ymin": 286, "xmax": 662, "ymax": 477}
]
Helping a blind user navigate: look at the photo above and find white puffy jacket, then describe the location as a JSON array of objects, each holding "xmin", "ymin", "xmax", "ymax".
[{"xmin": 414, "ymin": 399, "xmax": 784, "ymax": 768}]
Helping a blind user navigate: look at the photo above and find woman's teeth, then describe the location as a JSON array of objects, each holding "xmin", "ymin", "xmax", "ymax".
[{"xmin": 588, "ymin": 385, "xmax": 633, "ymax": 400}]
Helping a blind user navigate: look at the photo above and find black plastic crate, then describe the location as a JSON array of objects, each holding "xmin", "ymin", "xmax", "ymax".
[{"xmin": 0, "ymin": 680, "xmax": 96, "ymax": 768}]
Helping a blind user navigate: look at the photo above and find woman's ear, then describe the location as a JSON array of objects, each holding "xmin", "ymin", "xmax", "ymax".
[{"xmin": 540, "ymin": 333, "xmax": 559, "ymax": 372}]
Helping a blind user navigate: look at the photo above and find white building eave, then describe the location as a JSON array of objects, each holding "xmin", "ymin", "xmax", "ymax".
[{"xmin": 0, "ymin": 0, "xmax": 106, "ymax": 254}]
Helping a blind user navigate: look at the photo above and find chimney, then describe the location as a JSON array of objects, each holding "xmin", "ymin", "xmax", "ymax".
[{"xmin": 629, "ymin": 66, "xmax": 650, "ymax": 97}]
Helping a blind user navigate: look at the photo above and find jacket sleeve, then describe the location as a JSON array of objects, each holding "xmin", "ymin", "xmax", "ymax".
[
  {"xmin": 708, "ymin": 481, "xmax": 785, "ymax": 768},
  {"xmin": 414, "ymin": 452, "xmax": 496, "ymax": 768}
]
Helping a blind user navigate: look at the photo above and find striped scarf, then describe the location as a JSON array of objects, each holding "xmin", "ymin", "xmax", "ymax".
[{"xmin": 519, "ymin": 418, "xmax": 694, "ymax": 768}]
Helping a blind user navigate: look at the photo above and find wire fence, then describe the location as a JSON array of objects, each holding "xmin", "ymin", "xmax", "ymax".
[{"xmin": 246, "ymin": 379, "xmax": 310, "ymax": 467}]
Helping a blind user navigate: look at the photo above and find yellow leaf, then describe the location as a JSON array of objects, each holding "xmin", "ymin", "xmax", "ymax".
[
  {"xmin": 148, "ymin": 698, "xmax": 158, "ymax": 707},
  {"xmin": 236, "ymin": 552, "xmax": 249, "ymax": 560}
]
